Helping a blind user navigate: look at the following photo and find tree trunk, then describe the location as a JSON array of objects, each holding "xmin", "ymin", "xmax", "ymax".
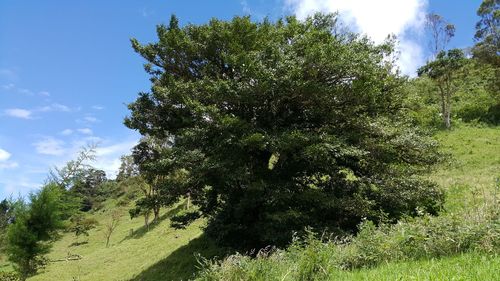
[
  {"xmin": 438, "ymin": 85, "xmax": 451, "ymax": 129},
  {"xmin": 144, "ymin": 212, "xmax": 150, "ymax": 231},
  {"xmin": 444, "ymin": 107, "xmax": 451, "ymax": 129},
  {"xmin": 186, "ymin": 192, "xmax": 191, "ymax": 210},
  {"xmin": 153, "ymin": 206, "xmax": 160, "ymax": 222}
]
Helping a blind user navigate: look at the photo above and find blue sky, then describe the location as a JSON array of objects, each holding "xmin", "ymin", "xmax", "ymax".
[{"xmin": 0, "ymin": 0, "xmax": 484, "ymax": 199}]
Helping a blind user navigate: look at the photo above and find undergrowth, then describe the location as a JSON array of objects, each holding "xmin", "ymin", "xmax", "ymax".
[{"xmin": 196, "ymin": 179, "xmax": 499, "ymax": 281}]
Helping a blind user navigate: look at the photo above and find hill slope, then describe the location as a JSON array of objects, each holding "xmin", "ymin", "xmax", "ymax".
[{"xmin": 0, "ymin": 125, "xmax": 498, "ymax": 281}]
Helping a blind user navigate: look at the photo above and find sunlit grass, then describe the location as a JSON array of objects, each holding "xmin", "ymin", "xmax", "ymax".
[{"xmin": 1, "ymin": 125, "xmax": 497, "ymax": 280}]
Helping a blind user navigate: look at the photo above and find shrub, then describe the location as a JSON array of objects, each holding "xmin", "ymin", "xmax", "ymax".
[
  {"xmin": 197, "ymin": 203, "xmax": 499, "ymax": 280},
  {"xmin": 0, "ymin": 272, "xmax": 20, "ymax": 281}
]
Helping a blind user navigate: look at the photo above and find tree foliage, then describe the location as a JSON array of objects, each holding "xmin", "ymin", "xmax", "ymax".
[
  {"xmin": 473, "ymin": 0, "xmax": 500, "ymax": 66},
  {"xmin": 417, "ymin": 49, "xmax": 468, "ymax": 129},
  {"xmin": 5, "ymin": 184, "xmax": 65, "ymax": 280},
  {"xmin": 126, "ymin": 14, "xmax": 444, "ymax": 249}
]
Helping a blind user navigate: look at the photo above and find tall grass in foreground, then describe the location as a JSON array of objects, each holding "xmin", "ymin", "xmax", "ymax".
[{"xmin": 196, "ymin": 180, "xmax": 499, "ymax": 281}]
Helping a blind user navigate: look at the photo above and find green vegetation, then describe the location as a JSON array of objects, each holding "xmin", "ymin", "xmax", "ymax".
[
  {"xmin": 5, "ymin": 184, "xmax": 66, "ymax": 280},
  {"xmin": 126, "ymin": 13, "xmax": 444, "ymax": 250},
  {"xmin": 0, "ymin": 125, "xmax": 495, "ymax": 281},
  {"xmin": 0, "ymin": 1, "xmax": 498, "ymax": 279}
]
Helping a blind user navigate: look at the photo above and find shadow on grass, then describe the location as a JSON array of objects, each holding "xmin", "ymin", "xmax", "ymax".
[
  {"xmin": 129, "ymin": 234, "xmax": 230, "ymax": 281},
  {"xmin": 124, "ymin": 203, "xmax": 187, "ymax": 240},
  {"xmin": 68, "ymin": 241, "xmax": 89, "ymax": 247}
]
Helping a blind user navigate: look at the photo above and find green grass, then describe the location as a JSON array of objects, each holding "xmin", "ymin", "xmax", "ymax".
[
  {"xmin": 431, "ymin": 125, "xmax": 500, "ymax": 212},
  {"xmin": 27, "ymin": 201, "xmax": 225, "ymax": 281},
  {"xmin": 329, "ymin": 252, "xmax": 500, "ymax": 281},
  {"xmin": 0, "ymin": 125, "xmax": 497, "ymax": 280}
]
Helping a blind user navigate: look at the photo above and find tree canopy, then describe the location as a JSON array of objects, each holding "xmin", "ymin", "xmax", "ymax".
[{"xmin": 126, "ymin": 14, "xmax": 444, "ymax": 249}]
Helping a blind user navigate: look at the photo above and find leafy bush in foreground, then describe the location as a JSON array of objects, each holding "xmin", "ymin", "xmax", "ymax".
[{"xmin": 197, "ymin": 203, "xmax": 499, "ymax": 281}]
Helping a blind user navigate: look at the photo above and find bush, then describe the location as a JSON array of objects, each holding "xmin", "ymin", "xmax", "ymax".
[
  {"xmin": 197, "ymin": 203, "xmax": 499, "ymax": 280},
  {"xmin": 0, "ymin": 272, "xmax": 20, "ymax": 281}
]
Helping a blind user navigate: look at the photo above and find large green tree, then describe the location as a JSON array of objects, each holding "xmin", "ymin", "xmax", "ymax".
[{"xmin": 126, "ymin": 14, "xmax": 444, "ymax": 249}]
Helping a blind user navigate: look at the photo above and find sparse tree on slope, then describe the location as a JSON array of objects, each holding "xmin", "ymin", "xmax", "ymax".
[{"xmin": 418, "ymin": 49, "xmax": 468, "ymax": 129}]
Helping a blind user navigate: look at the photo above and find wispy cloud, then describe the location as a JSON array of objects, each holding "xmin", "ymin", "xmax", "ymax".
[
  {"xmin": 60, "ymin": 129, "xmax": 73, "ymax": 136},
  {"xmin": 141, "ymin": 7, "xmax": 155, "ymax": 18},
  {"xmin": 77, "ymin": 128, "xmax": 93, "ymax": 135},
  {"xmin": 0, "ymin": 68, "xmax": 17, "ymax": 80},
  {"xmin": 33, "ymin": 137, "xmax": 66, "ymax": 156},
  {"xmin": 0, "ymin": 162, "xmax": 19, "ymax": 169},
  {"xmin": 4, "ymin": 108, "xmax": 33, "ymax": 119},
  {"xmin": 77, "ymin": 115, "xmax": 100, "ymax": 124},
  {"xmin": 284, "ymin": 0, "xmax": 428, "ymax": 76},
  {"xmin": 91, "ymin": 105, "xmax": 104, "ymax": 110},
  {"xmin": 1, "ymin": 83, "xmax": 15, "ymax": 90},
  {"xmin": 38, "ymin": 103, "xmax": 71, "ymax": 112},
  {"xmin": 84, "ymin": 116, "xmax": 99, "ymax": 123},
  {"xmin": 241, "ymin": 0, "xmax": 251, "ymax": 14},
  {"xmin": 94, "ymin": 139, "xmax": 138, "ymax": 178}
]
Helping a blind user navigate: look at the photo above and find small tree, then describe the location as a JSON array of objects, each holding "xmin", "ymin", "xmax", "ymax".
[
  {"xmin": 0, "ymin": 198, "xmax": 16, "ymax": 254},
  {"xmin": 103, "ymin": 210, "xmax": 121, "ymax": 248},
  {"xmin": 6, "ymin": 184, "xmax": 64, "ymax": 280},
  {"xmin": 116, "ymin": 155, "xmax": 139, "ymax": 182},
  {"xmin": 129, "ymin": 197, "xmax": 153, "ymax": 230},
  {"xmin": 418, "ymin": 49, "xmax": 468, "ymax": 129},
  {"xmin": 69, "ymin": 215, "xmax": 97, "ymax": 244}
]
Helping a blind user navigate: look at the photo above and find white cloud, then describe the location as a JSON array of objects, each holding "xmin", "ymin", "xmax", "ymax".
[
  {"xmin": 91, "ymin": 105, "xmax": 104, "ymax": 110},
  {"xmin": 61, "ymin": 129, "xmax": 73, "ymax": 136},
  {"xmin": 284, "ymin": 0, "xmax": 428, "ymax": 75},
  {"xmin": 94, "ymin": 140, "xmax": 138, "ymax": 178},
  {"xmin": 77, "ymin": 128, "xmax": 93, "ymax": 135},
  {"xmin": 39, "ymin": 91, "xmax": 50, "ymax": 97},
  {"xmin": 33, "ymin": 137, "xmax": 66, "ymax": 156},
  {"xmin": 0, "ymin": 148, "xmax": 18, "ymax": 170},
  {"xmin": 4, "ymin": 108, "xmax": 33, "ymax": 119},
  {"xmin": 84, "ymin": 116, "xmax": 99, "ymax": 123},
  {"xmin": 0, "ymin": 148, "xmax": 11, "ymax": 161},
  {"xmin": 38, "ymin": 103, "xmax": 71, "ymax": 112}
]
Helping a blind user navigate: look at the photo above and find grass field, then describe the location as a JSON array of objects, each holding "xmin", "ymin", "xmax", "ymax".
[{"xmin": 0, "ymin": 125, "xmax": 498, "ymax": 280}]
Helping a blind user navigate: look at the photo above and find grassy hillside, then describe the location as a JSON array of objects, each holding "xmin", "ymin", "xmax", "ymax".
[{"xmin": 1, "ymin": 125, "xmax": 498, "ymax": 280}]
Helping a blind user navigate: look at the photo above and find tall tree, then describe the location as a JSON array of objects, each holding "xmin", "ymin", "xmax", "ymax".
[
  {"xmin": 473, "ymin": 0, "xmax": 500, "ymax": 66},
  {"xmin": 425, "ymin": 13, "xmax": 455, "ymax": 58},
  {"xmin": 126, "ymin": 14, "xmax": 444, "ymax": 249},
  {"xmin": 418, "ymin": 49, "xmax": 468, "ymax": 129}
]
